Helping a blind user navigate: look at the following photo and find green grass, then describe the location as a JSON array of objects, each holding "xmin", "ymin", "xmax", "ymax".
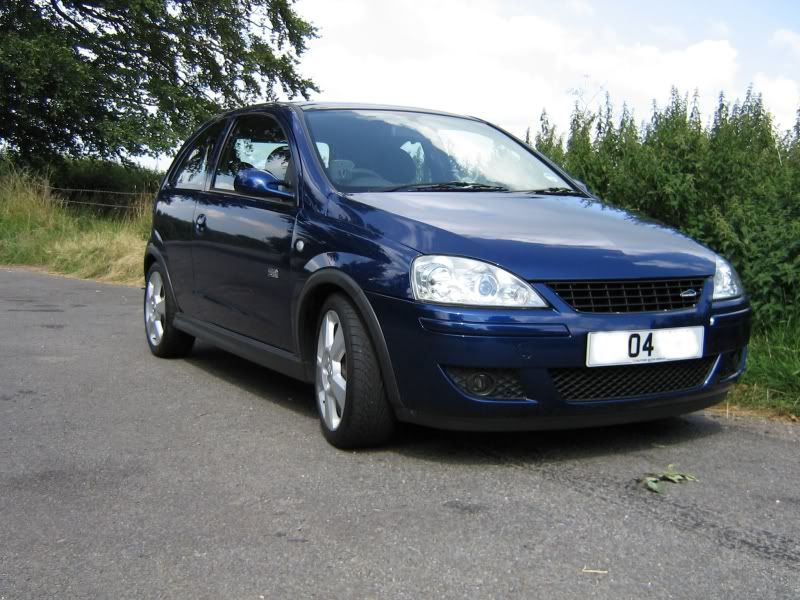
[
  {"xmin": 0, "ymin": 168, "xmax": 149, "ymax": 285},
  {"xmin": 0, "ymin": 168, "xmax": 798, "ymax": 418},
  {"xmin": 732, "ymin": 322, "xmax": 800, "ymax": 417}
]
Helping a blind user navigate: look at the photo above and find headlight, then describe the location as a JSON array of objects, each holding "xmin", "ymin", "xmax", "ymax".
[
  {"xmin": 411, "ymin": 255, "xmax": 547, "ymax": 307},
  {"xmin": 713, "ymin": 256, "xmax": 743, "ymax": 300}
]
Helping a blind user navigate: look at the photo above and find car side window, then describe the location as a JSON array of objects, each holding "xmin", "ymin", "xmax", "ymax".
[
  {"xmin": 213, "ymin": 114, "xmax": 295, "ymax": 193},
  {"xmin": 172, "ymin": 121, "xmax": 225, "ymax": 190}
]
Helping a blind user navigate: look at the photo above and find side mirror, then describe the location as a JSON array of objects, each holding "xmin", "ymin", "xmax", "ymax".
[
  {"xmin": 233, "ymin": 168, "xmax": 293, "ymax": 200},
  {"xmin": 574, "ymin": 179, "xmax": 590, "ymax": 195}
]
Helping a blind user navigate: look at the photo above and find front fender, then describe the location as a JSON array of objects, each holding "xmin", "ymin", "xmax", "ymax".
[{"xmin": 302, "ymin": 247, "xmax": 415, "ymax": 299}]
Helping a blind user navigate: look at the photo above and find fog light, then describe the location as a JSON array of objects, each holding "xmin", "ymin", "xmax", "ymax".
[
  {"xmin": 467, "ymin": 372, "xmax": 495, "ymax": 396},
  {"xmin": 444, "ymin": 366, "xmax": 526, "ymax": 400},
  {"xmin": 718, "ymin": 349, "xmax": 745, "ymax": 379}
]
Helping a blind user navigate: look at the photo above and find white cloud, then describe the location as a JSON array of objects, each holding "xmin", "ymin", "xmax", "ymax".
[
  {"xmin": 292, "ymin": 0, "xmax": 798, "ymax": 135},
  {"xmin": 771, "ymin": 28, "xmax": 800, "ymax": 58},
  {"xmin": 754, "ymin": 73, "xmax": 800, "ymax": 131}
]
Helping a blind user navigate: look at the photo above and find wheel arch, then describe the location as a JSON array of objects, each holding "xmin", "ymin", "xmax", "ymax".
[
  {"xmin": 144, "ymin": 243, "xmax": 182, "ymax": 312},
  {"xmin": 295, "ymin": 268, "xmax": 404, "ymax": 411},
  {"xmin": 144, "ymin": 249, "xmax": 157, "ymax": 276}
]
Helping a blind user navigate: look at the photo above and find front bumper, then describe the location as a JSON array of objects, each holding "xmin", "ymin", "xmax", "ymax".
[{"xmin": 367, "ymin": 286, "xmax": 752, "ymax": 431}]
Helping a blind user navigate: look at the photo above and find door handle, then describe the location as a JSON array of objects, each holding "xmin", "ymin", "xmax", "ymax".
[{"xmin": 195, "ymin": 213, "xmax": 207, "ymax": 232}]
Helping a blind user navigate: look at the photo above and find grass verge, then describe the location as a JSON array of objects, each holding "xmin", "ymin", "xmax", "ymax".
[
  {"xmin": 1, "ymin": 169, "xmax": 798, "ymax": 418},
  {"xmin": 0, "ymin": 169, "xmax": 148, "ymax": 285},
  {"xmin": 731, "ymin": 321, "xmax": 800, "ymax": 418}
]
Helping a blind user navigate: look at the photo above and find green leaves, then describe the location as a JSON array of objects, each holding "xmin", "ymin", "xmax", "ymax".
[
  {"xmin": 533, "ymin": 110, "xmax": 566, "ymax": 165},
  {"xmin": 0, "ymin": 0, "xmax": 318, "ymax": 163},
  {"xmin": 642, "ymin": 476, "xmax": 665, "ymax": 494},
  {"xmin": 640, "ymin": 465, "xmax": 698, "ymax": 494}
]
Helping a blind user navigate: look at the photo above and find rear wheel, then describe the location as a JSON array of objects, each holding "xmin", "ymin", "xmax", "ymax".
[
  {"xmin": 315, "ymin": 294, "xmax": 395, "ymax": 448},
  {"xmin": 144, "ymin": 263, "xmax": 194, "ymax": 358}
]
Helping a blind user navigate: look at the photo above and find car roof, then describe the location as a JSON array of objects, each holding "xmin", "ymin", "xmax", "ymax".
[{"xmin": 215, "ymin": 101, "xmax": 481, "ymax": 121}]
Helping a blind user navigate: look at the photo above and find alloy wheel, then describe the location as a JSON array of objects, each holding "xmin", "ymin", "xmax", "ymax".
[
  {"xmin": 145, "ymin": 271, "xmax": 166, "ymax": 346},
  {"xmin": 316, "ymin": 309, "xmax": 347, "ymax": 430}
]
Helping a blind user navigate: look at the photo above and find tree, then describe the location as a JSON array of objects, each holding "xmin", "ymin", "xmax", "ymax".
[
  {"xmin": 533, "ymin": 109, "xmax": 565, "ymax": 166},
  {"xmin": 0, "ymin": 0, "xmax": 317, "ymax": 163},
  {"xmin": 640, "ymin": 87, "xmax": 708, "ymax": 229},
  {"xmin": 591, "ymin": 93, "xmax": 618, "ymax": 198},
  {"xmin": 563, "ymin": 102, "xmax": 597, "ymax": 188}
]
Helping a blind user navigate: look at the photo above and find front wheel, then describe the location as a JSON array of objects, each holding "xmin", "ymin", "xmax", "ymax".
[{"xmin": 315, "ymin": 294, "xmax": 395, "ymax": 448}]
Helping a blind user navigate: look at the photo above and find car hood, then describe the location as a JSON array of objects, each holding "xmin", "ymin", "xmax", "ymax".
[{"xmin": 343, "ymin": 191, "xmax": 717, "ymax": 280}]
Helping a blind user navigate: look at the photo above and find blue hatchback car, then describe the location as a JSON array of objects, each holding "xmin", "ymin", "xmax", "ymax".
[{"xmin": 144, "ymin": 102, "xmax": 751, "ymax": 448}]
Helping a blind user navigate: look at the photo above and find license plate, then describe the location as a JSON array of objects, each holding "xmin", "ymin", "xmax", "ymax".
[{"xmin": 586, "ymin": 326, "xmax": 704, "ymax": 367}]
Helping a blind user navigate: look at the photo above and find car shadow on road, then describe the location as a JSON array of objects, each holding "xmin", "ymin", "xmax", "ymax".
[
  {"xmin": 184, "ymin": 342, "xmax": 317, "ymax": 419},
  {"xmin": 391, "ymin": 415, "xmax": 723, "ymax": 466},
  {"xmin": 183, "ymin": 342, "xmax": 724, "ymax": 464}
]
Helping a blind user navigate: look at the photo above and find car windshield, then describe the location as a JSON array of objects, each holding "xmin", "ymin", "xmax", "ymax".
[{"xmin": 303, "ymin": 109, "xmax": 573, "ymax": 193}]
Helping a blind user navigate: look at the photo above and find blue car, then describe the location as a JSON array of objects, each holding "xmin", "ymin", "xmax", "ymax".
[{"xmin": 144, "ymin": 102, "xmax": 751, "ymax": 448}]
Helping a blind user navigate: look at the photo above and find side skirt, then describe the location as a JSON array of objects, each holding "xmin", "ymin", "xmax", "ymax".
[{"xmin": 173, "ymin": 314, "xmax": 311, "ymax": 383}]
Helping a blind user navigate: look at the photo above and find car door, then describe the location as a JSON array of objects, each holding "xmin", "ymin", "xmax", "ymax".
[
  {"xmin": 154, "ymin": 120, "xmax": 227, "ymax": 315},
  {"xmin": 191, "ymin": 111, "xmax": 298, "ymax": 350}
]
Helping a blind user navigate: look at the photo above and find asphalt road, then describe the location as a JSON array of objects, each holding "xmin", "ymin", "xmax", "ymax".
[{"xmin": 1, "ymin": 269, "xmax": 798, "ymax": 599}]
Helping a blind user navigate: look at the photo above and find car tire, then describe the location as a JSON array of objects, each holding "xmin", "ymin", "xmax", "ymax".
[
  {"xmin": 144, "ymin": 263, "xmax": 194, "ymax": 358},
  {"xmin": 315, "ymin": 293, "xmax": 396, "ymax": 448}
]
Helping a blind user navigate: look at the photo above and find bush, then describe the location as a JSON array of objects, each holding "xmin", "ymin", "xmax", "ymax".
[
  {"xmin": 50, "ymin": 158, "xmax": 161, "ymax": 192},
  {"xmin": 45, "ymin": 158, "xmax": 163, "ymax": 214}
]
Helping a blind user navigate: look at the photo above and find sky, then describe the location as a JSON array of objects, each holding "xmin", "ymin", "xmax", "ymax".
[{"xmin": 290, "ymin": 0, "xmax": 800, "ymax": 140}]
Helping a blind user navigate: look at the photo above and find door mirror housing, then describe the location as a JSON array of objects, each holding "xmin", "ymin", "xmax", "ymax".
[{"xmin": 233, "ymin": 168, "xmax": 293, "ymax": 200}]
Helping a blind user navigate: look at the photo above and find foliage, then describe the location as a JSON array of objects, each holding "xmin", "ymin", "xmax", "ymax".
[
  {"xmin": 533, "ymin": 110, "xmax": 565, "ymax": 166},
  {"xmin": 50, "ymin": 159, "xmax": 162, "ymax": 193},
  {"xmin": 735, "ymin": 318, "xmax": 800, "ymax": 416},
  {"xmin": 46, "ymin": 158, "xmax": 163, "ymax": 213},
  {"xmin": 531, "ymin": 87, "xmax": 800, "ymax": 326},
  {"xmin": 0, "ymin": 0, "xmax": 317, "ymax": 164},
  {"xmin": 0, "ymin": 166, "xmax": 149, "ymax": 284}
]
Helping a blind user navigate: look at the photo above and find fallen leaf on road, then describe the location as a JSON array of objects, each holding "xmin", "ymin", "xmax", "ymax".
[{"xmin": 640, "ymin": 464, "xmax": 697, "ymax": 493}]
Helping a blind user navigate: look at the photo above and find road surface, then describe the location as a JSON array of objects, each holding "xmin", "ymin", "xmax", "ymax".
[{"xmin": 1, "ymin": 269, "xmax": 798, "ymax": 599}]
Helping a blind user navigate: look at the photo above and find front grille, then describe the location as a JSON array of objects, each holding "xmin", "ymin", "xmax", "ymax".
[
  {"xmin": 547, "ymin": 278, "xmax": 706, "ymax": 313},
  {"xmin": 550, "ymin": 357, "xmax": 716, "ymax": 402},
  {"xmin": 445, "ymin": 367, "xmax": 526, "ymax": 399}
]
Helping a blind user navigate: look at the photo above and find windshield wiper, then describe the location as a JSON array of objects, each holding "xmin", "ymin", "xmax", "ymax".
[
  {"xmin": 385, "ymin": 181, "xmax": 509, "ymax": 192},
  {"xmin": 524, "ymin": 186, "xmax": 581, "ymax": 196}
]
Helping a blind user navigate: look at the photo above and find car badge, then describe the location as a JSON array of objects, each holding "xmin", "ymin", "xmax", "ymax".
[{"xmin": 680, "ymin": 289, "xmax": 698, "ymax": 298}]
